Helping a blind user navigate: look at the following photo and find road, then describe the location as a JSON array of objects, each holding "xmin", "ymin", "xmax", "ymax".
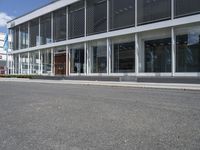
[{"xmin": 0, "ymin": 81, "xmax": 200, "ymax": 150}]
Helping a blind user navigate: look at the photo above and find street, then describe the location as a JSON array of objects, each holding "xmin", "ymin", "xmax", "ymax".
[{"xmin": 0, "ymin": 81, "xmax": 200, "ymax": 150}]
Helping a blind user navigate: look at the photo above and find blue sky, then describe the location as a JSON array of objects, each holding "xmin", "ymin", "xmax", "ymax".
[{"xmin": 0, "ymin": 0, "xmax": 52, "ymax": 33}]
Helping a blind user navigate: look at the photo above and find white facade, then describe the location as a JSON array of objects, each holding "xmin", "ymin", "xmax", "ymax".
[{"xmin": 7, "ymin": 0, "xmax": 200, "ymax": 77}]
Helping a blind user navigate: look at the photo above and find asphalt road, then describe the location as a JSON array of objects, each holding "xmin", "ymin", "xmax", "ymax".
[{"xmin": 0, "ymin": 81, "xmax": 200, "ymax": 150}]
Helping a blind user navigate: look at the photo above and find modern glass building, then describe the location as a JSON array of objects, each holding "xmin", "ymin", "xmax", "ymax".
[{"xmin": 7, "ymin": 0, "xmax": 200, "ymax": 77}]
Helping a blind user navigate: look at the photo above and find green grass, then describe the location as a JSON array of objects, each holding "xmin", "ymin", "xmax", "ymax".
[{"xmin": 0, "ymin": 74, "xmax": 36, "ymax": 79}]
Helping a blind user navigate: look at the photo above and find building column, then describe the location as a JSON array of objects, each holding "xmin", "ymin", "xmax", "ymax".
[
  {"xmin": 66, "ymin": 45, "xmax": 69, "ymax": 76},
  {"xmin": 38, "ymin": 50, "xmax": 41, "ymax": 75},
  {"xmin": 107, "ymin": 38, "xmax": 111, "ymax": 75},
  {"xmin": 84, "ymin": 42, "xmax": 87, "ymax": 75},
  {"xmin": 51, "ymin": 48, "xmax": 54, "ymax": 76},
  {"xmin": 135, "ymin": 33, "xmax": 139, "ymax": 76},
  {"xmin": 28, "ymin": 52, "xmax": 30, "ymax": 75},
  {"xmin": 172, "ymin": 27, "xmax": 176, "ymax": 76},
  {"xmin": 18, "ymin": 53, "xmax": 21, "ymax": 74}
]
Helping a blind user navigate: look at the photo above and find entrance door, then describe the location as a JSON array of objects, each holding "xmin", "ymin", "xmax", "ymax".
[{"xmin": 54, "ymin": 53, "xmax": 66, "ymax": 75}]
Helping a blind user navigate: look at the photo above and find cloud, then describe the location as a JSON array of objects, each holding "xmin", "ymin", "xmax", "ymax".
[{"xmin": 0, "ymin": 12, "xmax": 13, "ymax": 27}]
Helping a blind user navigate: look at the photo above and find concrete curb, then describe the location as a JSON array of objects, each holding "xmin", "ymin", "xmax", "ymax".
[{"xmin": 0, "ymin": 78, "xmax": 200, "ymax": 91}]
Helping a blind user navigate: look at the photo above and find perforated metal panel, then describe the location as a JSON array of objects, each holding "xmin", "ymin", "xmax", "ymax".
[
  {"xmin": 109, "ymin": 0, "xmax": 135, "ymax": 31},
  {"xmin": 53, "ymin": 7, "xmax": 66, "ymax": 42},
  {"xmin": 68, "ymin": 1, "xmax": 85, "ymax": 39},
  {"xmin": 30, "ymin": 18, "xmax": 39, "ymax": 47},
  {"xmin": 137, "ymin": 0, "xmax": 171, "ymax": 25},
  {"xmin": 40, "ymin": 13, "xmax": 51, "ymax": 45},
  {"xmin": 86, "ymin": 0, "xmax": 107, "ymax": 35},
  {"xmin": 175, "ymin": 0, "xmax": 200, "ymax": 18}
]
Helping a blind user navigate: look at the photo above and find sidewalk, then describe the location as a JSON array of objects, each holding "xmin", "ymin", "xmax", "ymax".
[{"xmin": 0, "ymin": 78, "xmax": 200, "ymax": 91}]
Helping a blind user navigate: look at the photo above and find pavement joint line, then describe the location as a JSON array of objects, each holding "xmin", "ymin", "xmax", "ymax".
[{"xmin": 0, "ymin": 78, "xmax": 200, "ymax": 91}]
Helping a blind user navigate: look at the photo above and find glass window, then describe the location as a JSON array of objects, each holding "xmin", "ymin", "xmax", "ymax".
[
  {"xmin": 30, "ymin": 19, "xmax": 39, "ymax": 47},
  {"xmin": 20, "ymin": 53, "xmax": 29, "ymax": 74},
  {"xmin": 12, "ymin": 27, "xmax": 19, "ymax": 50},
  {"xmin": 89, "ymin": 40, "xmax": 107, "ymax": 73},
  {"xmin": 111, "ymin": 35, "xmax": 135, "ymax": 73},
  {"xmin": 40, "ymin": 13, "xmax": 52, "ymax": 45},
  {"xmin": 41, "ymin": 49, "xmax": 52, "ymax": 74},
  {"xmin": 144, "ymin": 38, "xmax": 171, "ymax": 72},
  {"xmin": 29, "ymin": 51, "xmax": 40, "ymax": 74},
  {"xmin": 175, "ymin": 0, "xmax": 200, "ymax": 17},
  {"xmin": 53, "ymin": 7, "xmax": 66, "ymax": 42},
  {"xmin": 13, "ymin": 54, "xmax": 19, "ymax": 74},
  {"xmin": 176, "ymin": 24, "xmax": 200, "ymax": 72},
  {"xmin": 70, "ymin": 44, "xmax": 85, "ymax": 74},
  {"xmin": 69, "ymin": 1, "xmax": 85, "ymax": 39},
  {"xmin": 20, "ymin": 23, "xmax": 28, "ymax": 49},
  {"xmin": 109, "ymin": 0, "xmax": 135, "ymax": 30},
  {"xmin": 86, "ymin": 0, "xmax": 107, "ymax": 35},
  {"xmin": 139, "ymin": 29, "xmax": 172, "ymax": 73},
  {"xmin": 137, "ymin": 0, "xmax": 171, "ymax": 25}
]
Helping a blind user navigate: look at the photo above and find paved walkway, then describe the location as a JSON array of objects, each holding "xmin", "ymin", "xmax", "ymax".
[{"xmin": 1, "ymin": 78, "xmax": 200, "ymax": 91}]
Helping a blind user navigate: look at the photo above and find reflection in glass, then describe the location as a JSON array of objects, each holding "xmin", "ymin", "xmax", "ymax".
[
  {"xmin": 109, "ymin": 0, "xmax": 135, "ymax": 30},
  {"xmin": 30, "ymin": 19, "xmax": 39, "ymax": 47},
  {"xmin": 111, "ymin": 38, "xmax": 135, "ymax": 73},
  {"xmin": 40, "ymin": 14, "xmax": 52, "ymax": 45},
  {"xmin": 176, "ymin": 34, "xmax": 200, "ymax": 72},
  {"xmin": 53, "ymin": 8, "xmax": 66, "ymax": 42},
  {"xmin": 69, "ymin": 1, "xmax": 85, "ymax": 39},
  {"xmin": 30, "ymin": 51, "xmax": 40, "ymax": 74},
  {"xmin": 137, "ymin": 0, "xmax": 171, "ymax": 25},
  {"xmin": 12, "ymin": 27, "xmax": 19, "ymax": 50},
  {"xmin": 145, "ymin": 38, "xmax": 171, "ymax": 72},
  {"xmin": 20, "ymin": 53, "xmax": 29, "ymax": 74},
  {"xmin": 175, "ymin": 0, "xmax": 200, "ymax": 17},
  {"xmin": 87, "ymin": 0, "xmax": 107, "ymax": 35},
  {"xmin": 20, "ymin": 23, "xmax": 28, "ymax": 49},
  {"xmin": 90, "ymin": 40, "xmax": 107, "ymax": 73},
  {"xmin": 41, "ymin": 49, "xmax": 52, "ymax": 74},
  {"xmin": 14, "ymin": 54, "xmax": 19, "ymax": 74},
  {"xmin": 70, "ymin": 44, "xmax": 85, "ymax": 74}
]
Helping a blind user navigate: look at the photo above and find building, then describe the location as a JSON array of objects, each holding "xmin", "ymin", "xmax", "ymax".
[
  {"xmin": 7, "ymin": 0, "xmax": 200, "ymax": 78},
  {"xmin": 0, "ymin": 33, "xmax": 12, "ymax": 74}
]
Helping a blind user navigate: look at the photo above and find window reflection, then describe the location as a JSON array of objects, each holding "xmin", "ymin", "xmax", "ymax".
[
  {"xmin": 138, "ymin": 0, "xmax": 171, "ymax": 25},
  {"xmin": 145, "ymin": 38, "xmax": 171, "ymax": 72},
  {"xmin": 30, "ymin": 19, "xmax": 39, "ymax": 47},
  {"xmin": 109, "ymin": 0, "xmax": 135, "ymax": 30},
  {"xmin": 176, "ymin": 34, "xmax": 200, "ymax": 72},
  {"xmin": 87, "ymin": 0, "xmax": 107, "ymax": 35}
]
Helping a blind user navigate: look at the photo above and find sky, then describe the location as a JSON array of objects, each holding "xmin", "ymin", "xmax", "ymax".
[{"xmin": 0, "ymin": 0, "xmax": 53, "ymax": 33}]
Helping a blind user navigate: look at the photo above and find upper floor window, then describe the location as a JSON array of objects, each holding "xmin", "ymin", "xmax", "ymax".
[
  {"xmin": 30, "ymin": 18, "xmax": 39, "ymax": 47},
  {"xmin": 86, "ymin": 0, "xmax": 107, "ymax": 35},
  {"xmin": 109, "ymin": 0, "xmax": 135, "ymax": 31},
  {"xmin": 137, "ymin": 0, "xmax": 171, "ymax": 25},
  {"xmin": 20, "ymin": 23, "xmax": 28, "ymax": 49}
]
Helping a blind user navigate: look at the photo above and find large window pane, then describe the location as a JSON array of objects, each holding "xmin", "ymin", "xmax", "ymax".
[
  {"xmin": 40, "ymin": 14, "xmax": 52, "ymax": 45},
  {"xmin": 87, "ymin": 0, "xmax": 107, "ymax": 35},
  {"xmin": 69, "ymin": 44, "xmax": 85, "ymax": 74},
  {"xmin": 13, "ymin": 54, "xmax": 19, "ymax": 74},
  {"xmin": 29, "ymin": 51, "xmax": 40, "ymax": 74},
  {"xmin": 89, "ymin": 40, "xmax": 107, "ymax": 73},
  {"xmin": 109, "ymin": 0, "xmax": 135, "ymax": 30},
  {"xmin": 53, "ymin": 8, "xmax": 66, "ymax": 42},
  {"xmin": 30, "ymin": 19, "xmax": 39, "ymax": 47},
  {"xmin": 137, "ymin": 0, "xmax": 171, "ymax": 25},
  {"xmin": 20, "ymin": 53, "xmax": 29, "ymax": 74},
  {"xmin": 111, "ymin": 35, "xmax": 135, "ymax": 73},
  {"xmin": 176, "ymin": 24, "xmax": 200, "ymax": 72},
  {"xmin": 41, "ymin": 49, "xmax": 52, "ymax": 74},
  {"xmin": 12, "ymin": 27, "xmax": 19, "ymax": 50},
  {"xmin": 175, "ymin": 0, "xmax": 200, "ymax": 17},
  {"xmin": 144, "ymin": 38, "xmax": 171, "ymax": 72},
  {"xmin": 20, "ymin": 23, "xmax": 28, "ymax": 49},
  {"xmin": 69, "ymin": 1, "xmax": 85, "ymax": 39}
]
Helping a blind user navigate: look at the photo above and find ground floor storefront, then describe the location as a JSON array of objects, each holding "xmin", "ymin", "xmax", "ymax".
[{"xmin": 10, "ymin": 23, "xmax": 200, "ymax": 77}]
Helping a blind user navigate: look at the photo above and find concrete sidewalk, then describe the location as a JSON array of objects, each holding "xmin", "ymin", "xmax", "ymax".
[{"xmin": 1, "ymin": 78, "xmax": 200, "ymax": 91}]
